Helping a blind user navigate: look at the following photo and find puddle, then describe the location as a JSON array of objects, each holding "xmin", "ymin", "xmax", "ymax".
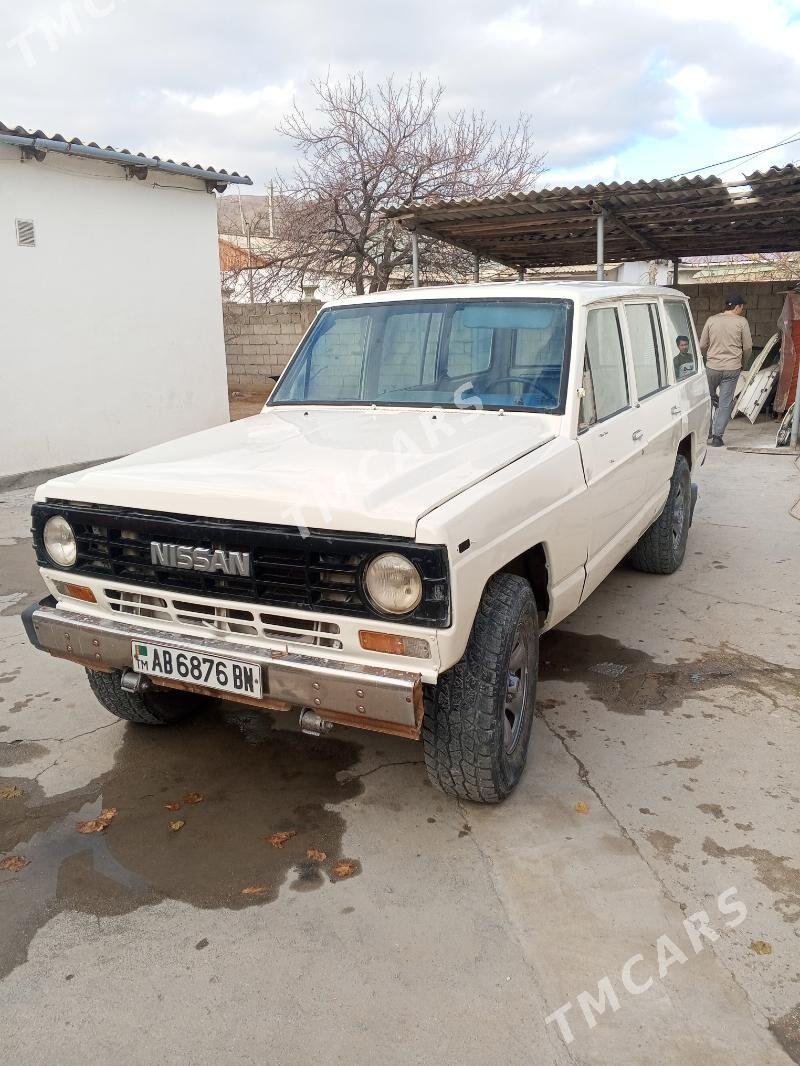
[
  {"xmin": 0, "ymin": 740, "xmax": 50, "ymax": 768},
  {"xmin": 703, "ymin": 837, "xmax": 800, "ymax": 924},
  {"xmin": 0, "ymin": 538, "xmax": 41, "ymax": 617},
  {"xmin": 0, "ymin": 704, "xmax": 364, "ymax": 978},
  {"xmin": 539, "ymin": 631, "xmax": 800, "ymax": 715},
  {"xmin": 644, "ymin": 828, "xmax": 680, "ymax": 860},
  {"xmin": 771, "ymin": 1004, "xmax": 800, "ymax": 1064}
]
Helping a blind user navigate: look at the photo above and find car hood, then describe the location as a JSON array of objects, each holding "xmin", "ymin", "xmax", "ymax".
[{"xmin": 38, "ymin": 406, "xmax": 558, "ymax": 538}]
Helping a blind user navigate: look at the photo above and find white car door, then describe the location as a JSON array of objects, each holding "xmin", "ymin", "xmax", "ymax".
[
  {"xmin": 578, "ymin": 304, "xmax": 650, "ymax": 600},
  {"xmin": 621, "ymin": 300, "xmax": 682, "ymax": 521}
]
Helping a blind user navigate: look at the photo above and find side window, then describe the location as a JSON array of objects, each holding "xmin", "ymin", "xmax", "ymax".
[
  {"xmin": 663, "ymin": 301, "xmax": 699, "ymax": 381},
  {"xmin": 625, "ymin": 302, "xmax": 665, "ymax": 399},
  {"xmin": 580, "ymin": 307, "xmax": 629, "ymax": 429}
]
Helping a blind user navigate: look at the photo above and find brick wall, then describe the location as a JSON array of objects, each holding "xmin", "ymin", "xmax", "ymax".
[
  {"xmin": 224, "ymin": 300, "xmax": 322, "ymax": 389},
  {"xmin": 224, "ymin": 286, "xmax": 788, "ymax": 391},
  {"xmin": 679, "ymin": 282, "xmax": 786, "ymax": 351}
]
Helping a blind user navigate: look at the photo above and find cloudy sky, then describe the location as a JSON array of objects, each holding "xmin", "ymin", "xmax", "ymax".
[{"xmin": 4, "ymin": 0, "xmax": 800, "ymax": 195}]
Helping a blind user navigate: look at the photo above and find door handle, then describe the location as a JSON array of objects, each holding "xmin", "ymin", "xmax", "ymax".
[
  {"xmin": 632, "ymin": 429, "xmax": 644, "ymax": 441},
  {"xmin": 671, "ymin": 405, "xmax": 681, "ymax": 416}
]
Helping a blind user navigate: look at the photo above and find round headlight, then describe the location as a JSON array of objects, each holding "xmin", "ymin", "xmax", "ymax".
[
  {"xmin": 364, "ymin": 553, "xmax": 423, "ymax": 615},
  {"xmin": 43, "ymin": 515, "xmax": 77, "ymax": 568}
]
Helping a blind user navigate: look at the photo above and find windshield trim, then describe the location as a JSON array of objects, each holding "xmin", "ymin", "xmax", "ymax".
[{"xmin": 268, "ymin": 296, "xmax": 575, "ymax": 416}]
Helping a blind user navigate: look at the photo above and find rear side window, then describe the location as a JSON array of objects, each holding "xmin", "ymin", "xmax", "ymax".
[
  {"xmin": 580, "ymin": 307, "xmax": 629, "ymax": 429},
  {"xmin": 625, "ymin": 302, "xmax": 666, "ymax": 399},
  {"xmin": 663, "ymin": 301, "xmax": 699, "ymax": 380}
]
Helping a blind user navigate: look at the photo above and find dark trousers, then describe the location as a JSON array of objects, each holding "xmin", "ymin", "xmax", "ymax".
[{"xmin": 706, "ymin": 368, "xmax": 740, "ymax": 439}]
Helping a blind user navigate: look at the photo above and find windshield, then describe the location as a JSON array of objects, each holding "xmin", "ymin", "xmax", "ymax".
[{"xmin": 270, "ymin": 298, "xmax": 572, "ymax": 412}]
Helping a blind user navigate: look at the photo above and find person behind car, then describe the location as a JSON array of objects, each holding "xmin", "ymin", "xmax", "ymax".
[
  {"xmin": 699, "ymin": 292, "xmax": 752, "ymax": 447},
  {"xmin": 674, "ymin": 335, "xmax": 694, "ymax": 380}
]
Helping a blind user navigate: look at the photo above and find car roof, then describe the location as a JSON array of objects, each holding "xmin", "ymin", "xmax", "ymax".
[{"xmin": 323, "ymin": 280, "xmax": 689, "ymax": 311}]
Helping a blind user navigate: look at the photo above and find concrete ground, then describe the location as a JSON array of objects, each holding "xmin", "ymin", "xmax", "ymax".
[{"xmin": 1, "ymin": 420, "xmax": 798, "ymax": 1065}]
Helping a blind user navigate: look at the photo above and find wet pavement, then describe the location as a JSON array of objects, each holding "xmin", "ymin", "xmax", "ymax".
[{"xmin": 1, "ymin": 424, "xmax": 799, "ymax": 1065}]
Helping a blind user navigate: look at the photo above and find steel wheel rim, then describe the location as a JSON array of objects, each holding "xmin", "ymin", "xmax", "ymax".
[
  {"xmin": 672, "ymin": 482, "xmax": 686, "ymax": 549},
  {"xmin": 504, "ymin": 622, "xmax": 530, "ymax": 755}
]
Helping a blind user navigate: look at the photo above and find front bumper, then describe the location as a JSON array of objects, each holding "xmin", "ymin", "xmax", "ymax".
[{"xmin": 23, "ymin": 599, "xmax": 424, "ymax": 739}]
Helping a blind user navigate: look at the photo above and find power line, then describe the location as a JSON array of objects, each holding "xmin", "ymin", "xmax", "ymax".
[{"xmin": 664, "ymin": 130, "xmax": 800, "ymax": 181}]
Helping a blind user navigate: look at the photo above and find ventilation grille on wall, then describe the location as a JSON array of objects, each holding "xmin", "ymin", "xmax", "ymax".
[{"xmin": 15, "ymin": 219, "xmax": 35, "ymax": 247}]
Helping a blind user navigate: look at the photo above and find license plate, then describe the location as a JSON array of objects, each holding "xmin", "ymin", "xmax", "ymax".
[{"xmin": 131, "ymin": 641, "xmax": 263, "ymax": 698}]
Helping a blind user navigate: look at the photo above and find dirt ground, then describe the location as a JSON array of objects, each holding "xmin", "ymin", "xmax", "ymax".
[
  {"xmin": 228, "ymin": 384, "xmax": 274, "ymax": 421},
  {"xmin": 0, "ymin": 418, "xmax": 798, "ymax": 1065}
]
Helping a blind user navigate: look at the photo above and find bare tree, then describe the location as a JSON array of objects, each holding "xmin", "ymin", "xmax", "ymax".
[
  {"xmin": 685, "ymin": 252, "xmax": 800, "ymax": 284},
  {"xmin": 231, "ymin": 74, "xmax": 543, "ymax": 300}
]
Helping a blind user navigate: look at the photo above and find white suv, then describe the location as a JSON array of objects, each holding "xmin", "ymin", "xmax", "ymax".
[{"xmin": 24, "ymin": 282, "xmax": 710, "ymax": 802}]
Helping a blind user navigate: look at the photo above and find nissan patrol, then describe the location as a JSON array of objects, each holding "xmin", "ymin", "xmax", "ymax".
[{"xmin": 23, "ymin": 282, "xmax": 711, "ymax": 802}]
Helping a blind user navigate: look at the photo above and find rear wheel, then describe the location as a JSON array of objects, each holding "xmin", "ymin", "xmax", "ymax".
[
  {"xmin": 423, "ymin": 573, "xmax": 538, "ymax": 804},
  {"xmin": 86, "ymin": 669, "xmax": 209, "ymax": 725},
  {"xmin": 628, "ymin": 454, "xmax": 692, "ymax": 575}
]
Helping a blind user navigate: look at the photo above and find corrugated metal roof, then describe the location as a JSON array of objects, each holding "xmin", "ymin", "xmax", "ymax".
[
  {"xmin": 0, "ymin": 121, "xmax": 251, "ymax": 184},
  {"xmin": 385, "ymin": 166, "xmax": 800, "ymax": 268}
]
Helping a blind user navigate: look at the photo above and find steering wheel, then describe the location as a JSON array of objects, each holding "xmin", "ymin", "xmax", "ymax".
[{"xmin": 488, "ymin": 376, "xmax": 559, "ymax": 408}]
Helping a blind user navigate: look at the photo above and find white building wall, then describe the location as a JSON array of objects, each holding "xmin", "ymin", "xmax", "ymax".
[
  {"xmin": 616, "ymin": 260, "xmax": 670, "ymax": 285},
  {"xmin": 0, "ymin": 146, "xmax": 229, "ymax": 478}
]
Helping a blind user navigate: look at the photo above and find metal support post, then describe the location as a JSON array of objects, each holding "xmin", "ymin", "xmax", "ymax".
[
  {"xmin": 596, "ymin": 211, "xmax": 605, "ymax": 281},
  {"xmin": 473, "ymin": 254, "xmax": 480, "ymax": 283},
  {"xmin": 411, "ymin": 231, "xmax": 419, "ymax": 288},
  {"xmin": 672, "ymin": 258, "xmax": 680, "ymax": 287}
]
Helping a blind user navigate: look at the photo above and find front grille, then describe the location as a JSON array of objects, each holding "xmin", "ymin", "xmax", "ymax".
[
  {"xmin": 32, "ymin": 502, "xmax": 450, "ymax": 627},
  {"xmin": 104, "ymin": 587, "xmax": 343, "ymax": 649}
]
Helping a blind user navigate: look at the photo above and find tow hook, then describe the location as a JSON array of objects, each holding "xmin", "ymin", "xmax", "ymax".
[
  {"xmin": 120, "ymin": 669, "xmax": 151, "ymax": 695},
  {"xmin": 298, "ymin": 708, "xmax": 334, "ymax": 736}
]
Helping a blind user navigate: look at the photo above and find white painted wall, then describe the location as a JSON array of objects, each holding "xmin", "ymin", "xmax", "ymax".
[
  {"xmin": 0, "ymin": 146, "xmax": 230, "ymax": 478},
  {"xmin": 616, "ymin": 260, "xmax": 670, "ymax": 285}
]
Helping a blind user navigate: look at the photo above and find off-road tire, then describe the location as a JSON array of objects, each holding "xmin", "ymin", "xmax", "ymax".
[
  {"xmin": 628, "ymin": 454, "xmax": 691, "ymax": 575},
  {"xmin": 86, "ymin": 669, "xmax": 207, "ymax": 725},
  {"xmin": 423, "ymin": 573, "xmax": 538, "ymax": 804}
]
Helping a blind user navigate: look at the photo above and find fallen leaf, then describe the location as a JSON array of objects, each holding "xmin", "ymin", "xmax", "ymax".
[
  {"xmin": 169, "ymin": 820, "xmax": 186, "ymax": 832},
  {"xmin": 307, "ymin": 848, "xmax": 327, "ymax": 862},
  {"xmin": 0, "ymin": 855, "xmax": 30, "ymax": 872},
  {"xmin": 750, "ymin": 940, "xmax": 773, "ymax": 956},
  {"xmin": 76, "ymin": 807, "xmax": 118, "ymax": 833},
  {"xmin": 264, "ymin": 831, "xmax": 296, "ymax": 849},
  {"xmin": 241, "ymin": 885, "xmax": 269, "ymax": 896},
  {"xmin": 0, "ymin": 785, "xmax": 23, "ymax": 800},
  {"xmin": 183, "ymin": 792, "xmax": 204, "ymax": 805},
  {"xmin": 76, "ymin": 820, "xmax": 105, "ymax": 834},
  {"xmin": 330, "ymin": 859, "xmax": 359, "ymax": 880},
  {"xmin": 164, "ymin": 801, "xmax": 182, "ymax": 812},
  {"xmin": 575, "ymin": 801, "xmax": 590, "ymax": 814}
]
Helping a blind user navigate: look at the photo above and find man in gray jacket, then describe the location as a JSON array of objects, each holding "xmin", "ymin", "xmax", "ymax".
[{"xmin": 700, "ymin": 292, "xmax": 752, "ymax": 447}]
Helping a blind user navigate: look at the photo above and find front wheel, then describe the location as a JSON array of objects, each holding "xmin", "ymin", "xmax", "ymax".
[
  {"xmin": 86, "ymin": 669, "xmax": 210, "ymax": 725},
  {"xmin": 423, "ymin": 573, "xmax": 538, "ymax": 804},
  {"xmin": 628, "ymin": 454, "xmax": 692, "ymax": 575}
]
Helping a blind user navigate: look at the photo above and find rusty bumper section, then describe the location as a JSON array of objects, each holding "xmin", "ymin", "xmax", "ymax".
[{"xmin": 24, "ymin": 600, "xmax": 424, "ymax": 739}]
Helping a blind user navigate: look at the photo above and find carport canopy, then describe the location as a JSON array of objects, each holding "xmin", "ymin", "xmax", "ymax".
[{"xmin": 384, "ymin": 165, "xmax": 800, "ymax": 278}]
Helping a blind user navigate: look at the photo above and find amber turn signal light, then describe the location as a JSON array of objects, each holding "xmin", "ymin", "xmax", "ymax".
[
  {"xmin": 53, "ymin": 581, "xmax": 96, "ymax": 603},
  {"xmin": 358, "ymin": 630, "xmax": 430, "ymax": 658}
]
